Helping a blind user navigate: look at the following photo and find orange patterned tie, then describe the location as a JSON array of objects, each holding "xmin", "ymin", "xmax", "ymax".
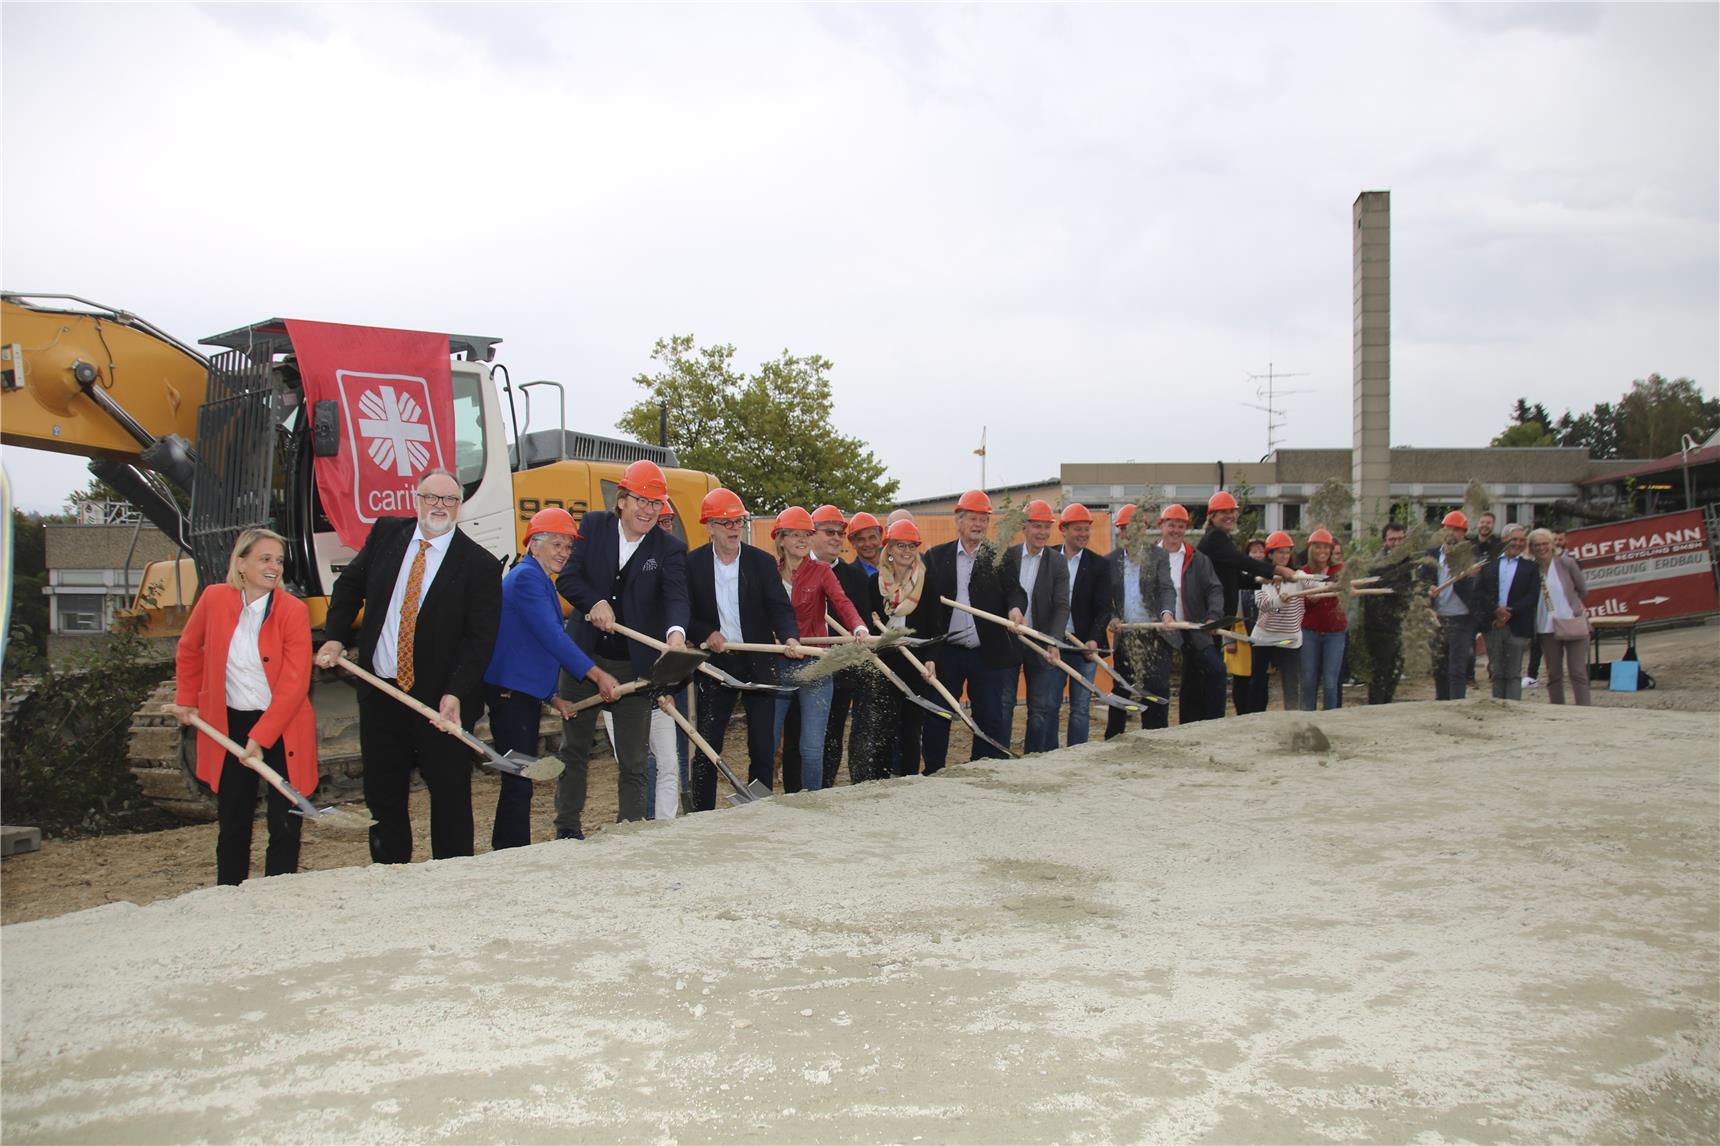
[{"xmin": 396, "ymin": 540, "xmax": 430, "ymax": 690}]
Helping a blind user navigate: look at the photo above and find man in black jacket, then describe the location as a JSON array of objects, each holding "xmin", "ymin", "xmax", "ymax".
[
  {"xmin": 1000, "ymin": 500, "xmax": 1070, "ymax": 754},
  {"xmin": 554, "ymin": 460, "xmax": 690, "ymax": 836},
  {"xmin": 1472, "ymin": 523, "xmax": 1539, "ymax": 700},
  {"xmin": 1058, "ymin": 504, "xmax": 1112, "ymax": 746},
  {"xmin": 317, "ymin": 468, "xmax": 502, "ymax": 864},
  {"xmin": 1195, "ymin": 490, "xmax": 1294, "ymax": 719},
  {"xmin": 1362, "ymin": 521, "xmax": 1413, "ymax": 705},
  {"xmin": 685, "ymin": 488, "xmax": 802, "ymax": 811},
  {"xmin": 1152, "ymin": 504, "xmax": 1226, "ymax": 724},
  {"xmin": 921, "ymin": 490, "xmax": 1018, "ymax": 769}
]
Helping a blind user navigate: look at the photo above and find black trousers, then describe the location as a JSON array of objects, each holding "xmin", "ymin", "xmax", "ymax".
[
  {"xmin": 1246, "ymin": 643, "xmax": 1301, "ymax": 713},
  {"xmin": 1364, "ymin": 626, "xmax": 1405, "ymax": 705},
  {"xmin": 358, "ymin": 685, "xmax": 474, "ymax": 864},
  {"xmin": 1106, "ymin": 636, "xmax": 1162, "ymax": 738},
  {"xmin": 849, "ymin": 662, "xmax": 925, "ymax": 782},
  {"xmin": 215, "ymin": 707, "xmax": 302, "ymax": 887},
  {"xmin": 485, "ymin": 686, "xmax": 542, "ymax": 851},
  {"xmin": 692, "ymin": 654, "xmax": 782, "ymax": 812}
]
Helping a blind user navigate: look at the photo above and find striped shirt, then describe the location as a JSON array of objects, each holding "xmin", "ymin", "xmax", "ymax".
[{"xmin": 1251, "ymin": 583, "xmax": 1305, "ymax": 650}]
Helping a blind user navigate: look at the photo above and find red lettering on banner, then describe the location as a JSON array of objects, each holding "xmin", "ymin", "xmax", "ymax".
[{"xmin": 285, "ymin": 320, "xmax": 455, "ymax": 551}]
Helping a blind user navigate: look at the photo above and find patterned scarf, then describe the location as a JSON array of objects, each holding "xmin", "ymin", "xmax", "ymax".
[{"xmin": 877, "ymin": 554, "xmax": 925, "ymax": 619}]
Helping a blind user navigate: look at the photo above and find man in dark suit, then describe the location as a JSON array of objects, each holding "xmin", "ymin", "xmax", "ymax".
[
  {"xmin": 1000, "ymin": 500, "xmax": 1070, "ymax": 754},
  {"xmin": 554, "ymin": 460, "xmax": 690, "ymax": 836},
  {"xmin": 1151, "ymin": 504, "xmax": 1225, "ymax": 725},
  {"xmin": 921, "ymin": 490, "xmax": 1019, "ymax": 769},
  {"xmin": 317, "ymin": 467, "xmax": 502, "ymax": 864},
  {"xmin": 1473, "ymin": 523, "xmax": 1539, "ymax": 700},
  {"xmin": 1422, "ymin": 510, "xmax": 1481, "ymax": 700},
  {"xmin": 685, "ymin": 488, "xmax": 802, "ymax": 811},
  {"xmin": 1057, "ymin": 504, "xmax": 1112, "ymax": 746}
]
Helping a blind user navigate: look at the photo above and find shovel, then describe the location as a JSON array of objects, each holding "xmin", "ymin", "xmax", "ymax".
[
  {"xmin": 1015, "ymin": 633, "xmax": 1143, "ymax": 714},
  {"xmin": 184, "ymin": 713, "xmax": 373, "ymax": 832},
  {"xmin": 653, "ymin": 695, "xmax": 772, "ymax": 804},
  {"xmin": 829, "ymin": 613, "xmax": 955, "ymax": 723},
  {"xmin": 1217, "ymin": 629, "xmax": 1299, "ymax": 649},
  {"xmin": 875, "ymin": 612, "xmax": 1015, "ymax": 756},
  {"xmin": 701, "ymin": 640, "xmax": 827, "ymax": 656},
  {"xmin": 333, "ymin": 658, "xmax": 564, "ymax": 782},
  {"xmin": 940, "ymin": 597, "xmax": 1087, "ymax": 653},
  {"xmin": 610, "ymin": 621, "xmax": 794, "ymax": 694},
  {"xmin": 1067, "ymin": 631, "xmax": 1169, "ymax": 706},
  {"xmin": 798, "ymin": 633, "xmax": 947, "ymax": 649},
  {"xmin": 562, "ymin": 647, "xmax": 709, "ymax": 715}
]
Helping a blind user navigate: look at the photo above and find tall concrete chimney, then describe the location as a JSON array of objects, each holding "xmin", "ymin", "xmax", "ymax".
[{"xmin": 1352, "ymin": 191, "xmax": 1391, "ymax": 534}]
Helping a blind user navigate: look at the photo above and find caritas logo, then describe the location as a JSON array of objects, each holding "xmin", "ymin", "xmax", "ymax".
[{"xmin": 337, "ymin": 370, "xmax": 448, "ymax": 520}]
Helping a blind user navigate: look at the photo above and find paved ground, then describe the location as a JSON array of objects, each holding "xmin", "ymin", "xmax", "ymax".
[{"xmin": 3, "ymin": 693, "xmax": 1716, "ymax": 1143}]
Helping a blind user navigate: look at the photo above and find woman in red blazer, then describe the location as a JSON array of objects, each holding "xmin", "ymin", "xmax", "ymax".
[{"xmin": 173, "ymin": 528, "xmax": 319, "ymax": 886}]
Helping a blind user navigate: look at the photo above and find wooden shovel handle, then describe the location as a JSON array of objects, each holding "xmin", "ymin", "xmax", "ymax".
[
  {"xmin": 826, "ymin": 613, "xmax": 917, "ymax": 697},
  {"xmin": 702, "ymin": 640, "xmax": 824, "ymax": 656},
  {"xmin": 185, "ymin": 713, "xmax": 306, "ymax": 809},
  {"xmin": 940, "ymin": 595, "xmax": 1064, "ymax": 648},
  {"xmin": 1015, "ymin": 633, "xmax": 1100, "ymax": 695},
  {"xmin": 333, "ymin": 657, "xmax": 458, "ymax": 731},
  {"xmin": 563, "ymin": 677, "xmax": 649, "ymax": 715}
]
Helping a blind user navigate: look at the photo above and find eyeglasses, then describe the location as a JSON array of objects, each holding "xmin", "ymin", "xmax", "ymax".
[
  {"xmin": 816, "ymin": 527, "xmax": 845, "ymax": 537},
  {"xmin": 417, "ymin": 492, "xmax": 462, "ymax": 507},
  {"xmin": 625, "ymin": 495, "xmax": 664, "ymax": 512}
]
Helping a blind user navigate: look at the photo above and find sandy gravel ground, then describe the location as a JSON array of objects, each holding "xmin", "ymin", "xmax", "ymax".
[{"xmin": 3, "ymin": 679, "xmax": 1717, "ymax": 1141}]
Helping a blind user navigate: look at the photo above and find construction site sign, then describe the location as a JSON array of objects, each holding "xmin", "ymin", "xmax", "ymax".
[{"xmin": 1565, "ymin": 509, "xmax": 1718, "ymax": 623}]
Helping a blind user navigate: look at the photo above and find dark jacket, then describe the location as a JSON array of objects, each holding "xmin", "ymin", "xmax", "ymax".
[
  {"xmin": 1196, "ymin": 527, "xmax": 1278, "ymax": 617},
  {"xmin": 686, "ymin": 542, "xmax": 799, "ymax": 682},
  {"xmin": 924, "ymin": 538, "xmax": 1020, "ymax": 668},
  {"xmin": 834, "ymin": 559, "xmax": 873, "ymax": 624},
  {"xmin": 1149, "ymin": 543, "xmax": 1223, "ymax": 650},
  {"xmin": 324, "ymin": 516, "xmax": 502, "ymax": 719},
  {"xmin": 1064, "ymin": 547, "xmax": 1113, "ymax": 643},
  {"xmin": 1001, "ymin": 544, "xmax": 1071, "ymax": 641},
  {"xmin": 1474, "ymin": 552, "xmax": 1541, "ymax": 639},
  {"xmin": 1421, "ymin": 543, "xmax": 1481, "ymax": 622},
  {"xmin": 484, "ymin": 553, "xmax": 597, "ymax": 699},
  {"xmin": 1362, "ymin": 548, "xmax": 1416, "ymax": 631},
  {"xmin": 555, "ymin": 510, "xmax": 690, "ymax": 674}
]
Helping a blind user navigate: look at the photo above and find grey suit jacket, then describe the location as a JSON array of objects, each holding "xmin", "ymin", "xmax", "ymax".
[
  {"xmin": 1149, "ymin": 544, "xmax": 1223, "ymax": 650},
  {"xmin": 1002, "ymin": 545, "xmax": 1070, "ymax": 641}
]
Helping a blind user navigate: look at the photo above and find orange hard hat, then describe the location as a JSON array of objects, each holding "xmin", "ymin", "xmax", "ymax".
[
  {"xmin": 1024, "ymin": 499, "xmax": 1055, "ymax": 523},
  {"xmin": 618, "ymin": 459, "xmax": 668, "ymax": 501},
  {"xmin": 1264, "ymin": 530, "xmax": 1294, "ymax": 551},
  {"xmin": 524, "ymin": 507, "xmax": 581, "ymax": 546},
  {"xmin": 1207, "ymin": 490, "xmax": 1239, "ymax": 512},
  {"xmin": 846, "ymin": 511, "xmax": 881, "ymax": 535},
  {"xmin": 1159, "ymin": 503, "xmax": 1191, "ymax": 524},
  {"xmin": 1307, "ymin": 527, "xmax": 1336, "ymax": 545},
  {"xmin": 955, "ymin": 489, "xmax": 993, "ymax": 515},
  {"xmin": 1442, "ymin": 510, "xmax": 1469, "ymax": 530},
  {"xmin": 884, "ymin": 519, "xmax": 922, "ymax": 545},
  {"xmin": 659, "ymin": 503, "xmax": 675, "ymax": 520},
  {"xmin": 700, "ymin": 487, "xmax": 747, "ymax": 523},
  {"xmin": 1058, "ymin": 503, "xmax": 1093, "ymax": 525},
  {"xmin": 811, "ymin": 504, "xmax": 847, "ymax": 528},
  {"xmin": 1114, "ymin": 504, "xmax": 1137, "ymax": 527},
  {"xmin": 772, "ymin": 506, "xmax": 815, "ymax": 536}
]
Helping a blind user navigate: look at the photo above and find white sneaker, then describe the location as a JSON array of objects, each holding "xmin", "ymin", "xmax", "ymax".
[{"xmin": 1522, "ymin": 676, "xmax": 1539, "ymax": 689}]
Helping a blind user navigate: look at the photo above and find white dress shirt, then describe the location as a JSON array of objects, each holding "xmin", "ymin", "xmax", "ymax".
[
  {"xmin": 1496, "ymin": 554, "xmax": 1520, "ymax": 608},
  {"xmin": 373, "ymin": 525, "xmax": 455, "ymax": 679},
  {"xmin": 617, "ymin": 518, "xmax": 686, "ymax": 639},
  {"xmin": 950, "ymin": 539, "xmax": 982, "ymax": 648},
  {"xmin": 713, "ymin": 549, "xmax": 744, "ymax": 643},
  {"xmin": 1121, "ymin": 557, "xmax": 1148, "ymax": 624},
  {"xmin": 225, "ymin": 590, "xmax": 273, "ymax": 711},
  {"xmin": 1018, "ymin": 545, "xmax": 1044, "ymax": 629},
  {"xmin": 1165, "ymin": 544, "xmax": 1188, "ymax": 622}
]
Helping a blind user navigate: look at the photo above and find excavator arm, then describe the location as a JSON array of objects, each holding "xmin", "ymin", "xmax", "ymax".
[{"xmin": 1, "ymin": 293, "xmax": 209, "ymax": 550}]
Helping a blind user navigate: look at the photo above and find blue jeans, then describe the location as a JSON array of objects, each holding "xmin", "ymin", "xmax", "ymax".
[
  {"xmin": 1002, "ymin": 653, "xmax": 1064, "ymax": 754},
  {"xmin": 1299, "ymin": 631, "xmax": 1346, "ymax": 711},
  {"xmin": 921, "ymin": 642, "xmax": 1010, "ymax": 769},
  {"xmin": 1064, "ymin": 655, "xmax": 1099, "ymax": 746},
  {"xmin": 775, "ymin": 665, "xmax": 834, "ymax": 791}
]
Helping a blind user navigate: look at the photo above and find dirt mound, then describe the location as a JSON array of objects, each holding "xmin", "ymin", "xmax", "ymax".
[{"xmin": 4, "ymin": 699, "xmax": 1716, "ymax": 1143}]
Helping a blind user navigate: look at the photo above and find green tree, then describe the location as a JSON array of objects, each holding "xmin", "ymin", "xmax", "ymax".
[
  {"xmin": 6, "ymin": 511, "xmax": 52, "ymax": 665},
  {"xmin": 1491, "ymin": 420, "xmax": 1555, "ymax": 447},
  {"xmin": 1614, "ymin": 375, "xmax": 1719, "ymax": 458},
  {"xmin": 617, "ymin": 335, "xmax": 899, "ymax": 514}
]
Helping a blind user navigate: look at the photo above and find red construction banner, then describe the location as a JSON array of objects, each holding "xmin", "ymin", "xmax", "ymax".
[
  {"xmin": 1564, "ymin": 509, "xmax": 1718, "ymax": 623},
  {"xmin": 285, "ymin": 320, "xmax": 454, "ymax": 551}
]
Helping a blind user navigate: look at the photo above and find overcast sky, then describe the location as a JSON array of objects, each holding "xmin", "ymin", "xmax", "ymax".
[{"xmin": 4, "ymin": 2, "xmax": 1716, "ymax": 514}]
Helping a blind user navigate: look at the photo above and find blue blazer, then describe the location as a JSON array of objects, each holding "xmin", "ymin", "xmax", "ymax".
[
  {"xmin": 1475, "ymin": 553, "xmax": 1541, "ymax": 640},
  {"xmin": 556, "ymin": 511, "xmax": 691, "ymax": 674},
  {"xmin": 483, "ymin": 553, "xmax": 597, "ymax": 699}
]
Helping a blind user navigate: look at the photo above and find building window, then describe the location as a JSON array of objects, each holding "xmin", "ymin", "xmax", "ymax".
[
  {"xmin": 1281, "ymin": 503, "xmax": 1303, "ymax": 531},
  {"xmin": 56, "ymin": 594, "xmax": 104, "ymax": 633}
]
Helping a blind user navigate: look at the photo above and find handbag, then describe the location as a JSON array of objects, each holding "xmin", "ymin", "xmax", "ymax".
[{"xmin": 1540, "ymin": 564, "xmax": 1590, "ymax": 640}]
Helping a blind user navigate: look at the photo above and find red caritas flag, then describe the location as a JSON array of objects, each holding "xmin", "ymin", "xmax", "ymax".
[{"xmin": 286, "ymin": 319, "xmax": 454, "ymax": 551}]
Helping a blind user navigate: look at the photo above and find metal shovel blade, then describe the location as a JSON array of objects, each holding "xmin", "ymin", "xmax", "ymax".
[
  {"xmin": 702, "ymin": 661, "xmax": 794, "ymax": 693},
  {"xmin": 970, "ymin": 724, "xmax": 1019, "ymax": 758},
  {"xmin": 1112, "ymin": 680, "xmax": 1169, "ymax": 706},
  {"xmin": 904, "ymin": 692, "xmax": 955, "ymax": 721},
  {"xmin": 647, "ymin": 648, "xmax": 709, "ymax": 689},
  {"xmin": 724, "ymin": 779, "xmax": 774, "ymax": 806},
  {"xmin": 1097, "ymin": 692, "xmax": 1145, "ymax": 712}
]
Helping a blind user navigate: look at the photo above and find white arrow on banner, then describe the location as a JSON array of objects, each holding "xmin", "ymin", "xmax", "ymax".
[{"xmin": 1638, "ymin": 595, "xmax": 1672, "ymax": 605}]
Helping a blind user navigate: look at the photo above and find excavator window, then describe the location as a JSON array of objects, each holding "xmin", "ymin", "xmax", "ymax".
[{"xmin": 451, "ymin": 371, "xmax": 487, "ymax": 496}]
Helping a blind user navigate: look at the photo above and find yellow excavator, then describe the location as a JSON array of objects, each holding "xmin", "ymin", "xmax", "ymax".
[{"xmin": 1, "ymin": 293, "xmax": 718, "ymax": 818}]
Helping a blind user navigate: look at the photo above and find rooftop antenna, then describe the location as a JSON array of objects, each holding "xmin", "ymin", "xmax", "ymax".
[{"xmin": 1240, "ymin": 362, "xmax": 1310, "ymax": 456}]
